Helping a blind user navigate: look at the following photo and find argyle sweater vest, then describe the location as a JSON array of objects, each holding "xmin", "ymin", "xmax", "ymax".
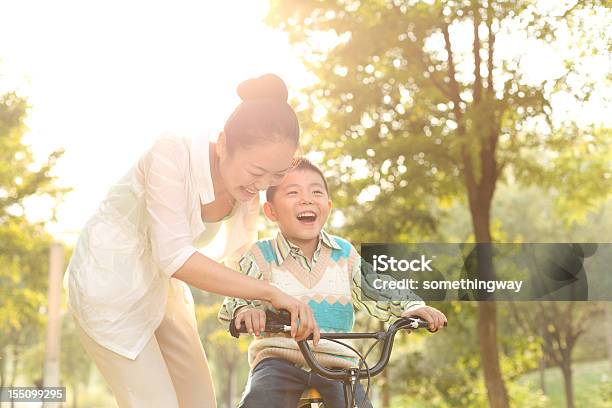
[{"xmin": 247, "ymin": 236, "xmax": 361, "ymax": 370}]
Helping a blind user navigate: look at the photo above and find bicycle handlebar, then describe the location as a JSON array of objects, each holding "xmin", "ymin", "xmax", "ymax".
[
  {"xmin": 229, "ymin": 310, "xmax": 440, "ymax": 381},
  {"xmin": 297, "ymin": 317, "xmax": 429, "ymax": 380}
]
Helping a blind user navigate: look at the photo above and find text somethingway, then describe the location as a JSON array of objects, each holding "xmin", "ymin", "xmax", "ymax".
[{"xmin": 373, "ymin": 278, "xmax": 524, "ymax": 293}]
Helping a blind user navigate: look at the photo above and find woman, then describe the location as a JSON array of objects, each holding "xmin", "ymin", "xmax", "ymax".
[{"xmin": 65, "ymin": 74, "xmax": 320, "ymax": 407}]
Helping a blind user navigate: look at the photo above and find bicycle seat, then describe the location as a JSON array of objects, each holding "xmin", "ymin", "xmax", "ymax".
[{"xmin": 299, "ymin": 387, "xmax": 323, "ymax": 404}]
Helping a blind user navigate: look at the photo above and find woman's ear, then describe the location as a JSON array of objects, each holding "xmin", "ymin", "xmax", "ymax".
[
  {"xmin": 216, "ymin": 131, "xmax": 227, "ymax": 160},
  {"xmin": 263, "ymin": 201, "xmax": 277, "ymax": 222}
]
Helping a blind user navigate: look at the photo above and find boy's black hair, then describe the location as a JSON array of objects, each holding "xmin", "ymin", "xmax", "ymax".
[{"xmin": 266, "ymin": 157, "xmax": 329, "ymax": 202}]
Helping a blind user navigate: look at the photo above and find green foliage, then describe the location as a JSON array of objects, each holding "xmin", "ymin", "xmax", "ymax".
[
  {"xmin": 268, "ymin": 1, "xmax": 610, "ymax": 406},
  {"xmin": 0, "ymin": 217, "xmax": 50, "ymax": 335},
  {"xmin": 0, "ymin": 92, "xmax": 68, "ymax": 220},
  {"xmin": 0, "ymin": 90, "xmax": 67, "ymax": 335},
  {"xmin": 0, "ymin": 90, "xmax": 68, "ymax": 386},
  {"xmin": 391, "ymin": 302, "xmax": 487, "ymax": 407},
  {"xmin": 60, "ymin": 316, "xmax": 93, "ymax": 397},
  {"xmin": 268, "ymin": 0, "xmax": 610, "ymax": 240},
  {"xmin": 195, "ymin": 302, "xmax": 251, "ymax": 408},
  {"xmin": 519, "ymin": 360, "xmax": 612, "ymax": 408}
]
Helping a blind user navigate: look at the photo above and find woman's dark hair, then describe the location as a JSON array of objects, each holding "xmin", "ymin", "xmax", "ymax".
[{"xmin": 223, "ymin": 74, "xmax": 299, "ymax": 153}]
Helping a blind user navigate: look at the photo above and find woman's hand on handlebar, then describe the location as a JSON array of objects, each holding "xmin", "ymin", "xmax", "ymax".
[
  {"xmin": 269, "ymin": 287, "xmax": 320, "ymax": 345},
  {"xmin": 234, "ymin": 307, "xmax": 266, "ymax": 336},
  {"xmin": 401, "ymin": 305, "xmax": 447, "ymax": 332}
]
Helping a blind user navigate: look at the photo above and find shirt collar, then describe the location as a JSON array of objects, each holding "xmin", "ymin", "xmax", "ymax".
[
  {"xmin": 274, "ymin": 229, "xmax": 340, "ymax": 265},
  {"xmin": 189, "ymin": 136, "xmax": 216, "ymax": 205}
]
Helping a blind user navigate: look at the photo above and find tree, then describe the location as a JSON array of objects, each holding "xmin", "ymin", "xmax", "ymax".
[
  {"xmin": 196, "ymin": 302, "xmax": 250, "ymax": 408},
  {"xmin": 510, "ymin": 302, "xmax": 605, "ymax": 408},
  {"xmin": 18, "ymin": 313, "xmax": 92, "ymax": 408},
  {"xmin": 267, "ymin": 1, "xmax": 610, "ymax": 407},
  {"xmin": 607, "ymin": 304, "xmax": 612, "ymax": 372},
  {"xmin": 60, "ymin": 315, "xmax": 93, "ymax": 408},
  {"xmin": 0, "ymin": 91, "xmax": 68, "ymax": 388}
]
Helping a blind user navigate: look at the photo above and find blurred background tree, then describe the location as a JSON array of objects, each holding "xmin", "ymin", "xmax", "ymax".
[
  {"xmin": 267, "ymin": 1, "xmax": 611, "ymax": 407},
  {"xmin": 194, "ymin": 292, "xmax": 251, "ymax": 408},
  {"xmin": 0, "ymin": 91, "xmax": 68, "ymax": 390},
  {"xmin": 0, "ymin": 91, "xmax": 94, "ymax": 406}
]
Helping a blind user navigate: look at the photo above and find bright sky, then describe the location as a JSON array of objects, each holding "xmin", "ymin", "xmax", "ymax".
[
  {"xmin": 0, "ymin": 0, "xmax": 315, "ymax": 243},
  {"xmin": 1, "ymin": 1, "xmax": 609, "ymax": 245}
]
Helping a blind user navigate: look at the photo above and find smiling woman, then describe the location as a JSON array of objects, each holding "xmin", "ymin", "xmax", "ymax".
[{"xmin": 64, "ymin": 74, "xmax": 320, "ymax": 408}]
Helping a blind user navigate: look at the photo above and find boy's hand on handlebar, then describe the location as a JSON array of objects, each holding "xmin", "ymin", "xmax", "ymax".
[
  {"xmin": 235, "ymin": 307, "xmax": 266, "ymax": 336},
  {"xmin": 269, "ymin": 288, "xmax": 320, "ymax": 346},
  {"xmin": 401, "ymin": 306, "xmax": 447, "ymax": 332}
]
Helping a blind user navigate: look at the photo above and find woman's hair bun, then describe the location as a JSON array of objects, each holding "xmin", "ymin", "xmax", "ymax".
[{"xmin": 237, "ymin": 73, "xmax": 288, "ymax": 103}]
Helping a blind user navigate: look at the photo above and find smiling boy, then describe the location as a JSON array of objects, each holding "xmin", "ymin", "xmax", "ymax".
[{"xmin": 219, "ymin": 158, "xmax": 446, "ymax": 408}]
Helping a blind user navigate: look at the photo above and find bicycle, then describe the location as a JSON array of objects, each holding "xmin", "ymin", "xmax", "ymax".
[{"xmin": 230, "ymin": 310, "xmax": 439, "ymax": 408}]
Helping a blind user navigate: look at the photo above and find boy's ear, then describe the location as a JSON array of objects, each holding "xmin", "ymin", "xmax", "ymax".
[
  {"xmin": 216, "ymin": 131, "xmax": 227, "ymax": 160},
  {"xmin": 263, "ymin": 201, "xmax": 277, "ymax": 222}
]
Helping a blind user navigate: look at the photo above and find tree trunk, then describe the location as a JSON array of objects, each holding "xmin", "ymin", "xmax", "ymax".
[
  {"xmin": 606, "ymin": 303, "xmax": 612, "ymax": 371},
  {"xmin": 72, "ymin": 383, "xmax": 78, "ymax": 408},
  {"xmin": 452, "ymin": 4, "xmax": 506, "ymax": 401},
  {"xmin": 10, "ymin": 346, "xmax": 19, "ymax": 408},
  {"xmin": 538, "ymin": 351, "xmax": 547, "ymax": 394},
  {"xmin": 226, "ymin": 364, "xmax": 235, "ymax": 408},
  {"xmin": 539, "ymin": 324, "xmax": 547, "ymax": 394},
  {"xmin": 560, "ymin": 360, "xmax": 575, "ymax": 408},
  {"xmin": 471, "ymin": 203, "xmax": 510, "ymax": 408},
  {"xmin": 0, "ymin": 348, "xmax": 5, "ymax": 390},
  {"xmin": 478, "ymin": 302, "xmax": 509, "ymax": 408}
]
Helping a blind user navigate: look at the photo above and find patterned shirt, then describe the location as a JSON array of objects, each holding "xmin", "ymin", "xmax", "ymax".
[{"xmin": 218, "ymin": 230, "xmax": 425, "ymax": 369}]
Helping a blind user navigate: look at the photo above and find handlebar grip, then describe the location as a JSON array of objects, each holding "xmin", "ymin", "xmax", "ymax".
[
  {"xmin": 229, "ymin": 309, "xmax": 292, "ymax": 338},
  {"xmin": 230, "ymin": 321, "xmax": 289, "ymax": 337}
]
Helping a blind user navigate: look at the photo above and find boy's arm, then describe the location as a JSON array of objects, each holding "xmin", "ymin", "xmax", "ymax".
[
  {"xmin": 218, "ymin": 251, "xmax": 265, "ymax": 323},
  {"xmin": 350, "ymin": 247, "xmax": 425, "ymax": 321}
]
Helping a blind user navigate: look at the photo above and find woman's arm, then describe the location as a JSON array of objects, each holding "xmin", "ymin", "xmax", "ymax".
[
  {"xmin": 174, "ymin": 251, "xmax": 319, "ymax": 343},
  {"xmin": 218, "ymin": 252, "xmax": 262, "ymax": 323},
  {"xmin": 174, "ymin": 252, "xmax": 275, "ymax": 300},
  {"xmin": 141, "ymin": 138, "xmax": 318, "ymax": 343}
]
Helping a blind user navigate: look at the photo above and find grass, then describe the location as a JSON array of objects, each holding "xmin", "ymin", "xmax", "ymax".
[
  {"xmin": 520, "ymin": 359, "xmax": 611, "ymax": 408},
  {"xmin": 388, "ymin": 360, "xmax": 611, "ymax": 408}
]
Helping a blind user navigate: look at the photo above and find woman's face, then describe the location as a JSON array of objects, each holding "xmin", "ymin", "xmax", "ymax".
[{"xmin": 217, "ymin": 137, "xmax": 297, "ymax": 202}]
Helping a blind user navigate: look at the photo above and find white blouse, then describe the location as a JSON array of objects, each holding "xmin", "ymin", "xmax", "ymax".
[{"xmin": 65, "ymin": 134, "xmax": 259, "ymax": 359}]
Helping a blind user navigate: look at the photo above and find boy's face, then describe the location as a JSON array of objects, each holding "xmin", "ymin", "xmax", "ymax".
[{"xmin": 264, "ymin": 169, "xmax": 332, "ymax": 244}]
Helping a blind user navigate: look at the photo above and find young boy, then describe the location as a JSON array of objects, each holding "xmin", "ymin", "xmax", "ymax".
[{"xmin": 219, "ymin": 159, "xmax": 446, "ymax": 408}]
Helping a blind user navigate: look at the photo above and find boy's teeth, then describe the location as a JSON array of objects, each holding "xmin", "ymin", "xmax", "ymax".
[{"xmin": 297, "ymin": 211, "xmax": 317, "ymax": 221}]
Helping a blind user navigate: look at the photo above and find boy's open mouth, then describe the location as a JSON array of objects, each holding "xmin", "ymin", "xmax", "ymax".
[{"xmin": 296, "ymin": 211, "xmax": 317, "ymax": 224}]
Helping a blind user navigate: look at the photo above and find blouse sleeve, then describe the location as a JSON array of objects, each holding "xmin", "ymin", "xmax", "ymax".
[{"xmin": 142, "ymin": 137, "xmax": 197, "ymax": 277}]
